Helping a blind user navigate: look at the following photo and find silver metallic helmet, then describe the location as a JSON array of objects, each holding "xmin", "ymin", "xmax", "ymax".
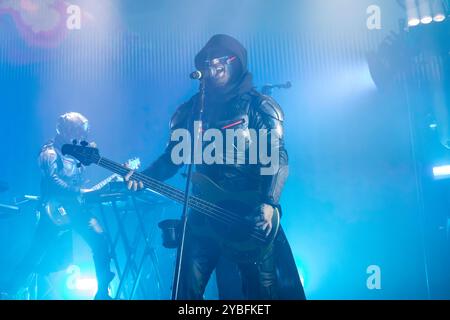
[{"xmin": 56, "ymin": 112, "xmax": 89, "ymax": 143}]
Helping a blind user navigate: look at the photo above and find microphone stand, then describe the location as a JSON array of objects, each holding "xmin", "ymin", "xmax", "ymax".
[
  {"xmin": 261, "ymin": 81, "xmax": 292, "ymax": 96},
  {"xmin": 171, "ymin": 76, "xmax": 206, "ymax": 300}
]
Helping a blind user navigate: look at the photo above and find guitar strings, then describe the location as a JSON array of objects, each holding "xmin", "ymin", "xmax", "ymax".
[
  {"xmin": 97, "ymin": 158, "xmax": 268, "ymax": 242},
  {"xmin": 99, "ymin": 157, "xmax": 248, "ymax": 223},
  {"xmin": 96, "ymin": 156, "xmax": 269, "ymax": 242}
]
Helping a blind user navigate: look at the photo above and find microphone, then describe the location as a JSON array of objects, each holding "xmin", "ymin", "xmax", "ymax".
[
  {"xmin": 281, "ymin": 81, "xmax": 292, "ymax": 89},
  {"xmin": 190, "ymin": 70, "xmax": 203, "ymax": 80},
  {"xmin": 190, "ymin": 69, "xmax": 213, "ymax": 80}
]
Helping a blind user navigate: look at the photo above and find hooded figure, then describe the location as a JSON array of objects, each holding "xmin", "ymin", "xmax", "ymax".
[
  {"xmin": 141, "ymin": 34, "xmax": 305, "ymax": 300},
  {"xmin": 194, "ymin": 34, "xmax": 254, "ymax": 103}
]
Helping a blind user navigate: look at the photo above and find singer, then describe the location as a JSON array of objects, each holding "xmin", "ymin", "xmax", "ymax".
[{"xmin": 126, "ymin": 34, "xmax": 305, "ymax": 300}]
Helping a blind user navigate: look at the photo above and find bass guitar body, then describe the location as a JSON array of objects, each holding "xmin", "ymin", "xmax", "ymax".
[
  {"xmin": 42, "ymin": 199, "xmax": 72, "ymax": 227},
  {"xmin": 189, "ymin": 172, "xmax": 280, "ymax": 263}
]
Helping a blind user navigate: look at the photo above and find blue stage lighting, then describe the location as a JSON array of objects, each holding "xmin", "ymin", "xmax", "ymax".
[{"xmin": 74, "ymin": 278, "xmax": 98, "ymax": 291}]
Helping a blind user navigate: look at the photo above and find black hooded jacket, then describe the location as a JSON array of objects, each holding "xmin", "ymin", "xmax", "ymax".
[
  {"xmin": 142, "ymin": 34, "xmax": 305, "ymax": 300},
  {"xmin": 143, "ymin": 34, "xmax": 289, "ymax": 208}
]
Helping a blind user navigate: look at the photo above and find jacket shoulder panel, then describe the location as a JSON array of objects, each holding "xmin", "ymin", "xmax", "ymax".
[
  {"xmin": 253, "ymin": 93, "xmax": 284, "ymax": 122},
  {"xmin": 39, "ymin": 144, "xmax": 58, "ymax": 165}
]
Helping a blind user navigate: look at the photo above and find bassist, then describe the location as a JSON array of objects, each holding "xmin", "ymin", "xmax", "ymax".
[
  {"xmin": 8, "ymin": 112, "xmax": 114, "ymax": 300},
  {"xmin": 126, "ymin": 35, "xmax": 304, "ymax": 300}
]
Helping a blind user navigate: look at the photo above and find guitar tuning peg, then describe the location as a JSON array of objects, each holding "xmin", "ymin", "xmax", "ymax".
[
  {"xmin": 80, "ymin": 141, "xmax": 88, "ymax": 147},
  {"xmin": 72, "ymin": 139, "xmax": 78, "ymax": 145}
]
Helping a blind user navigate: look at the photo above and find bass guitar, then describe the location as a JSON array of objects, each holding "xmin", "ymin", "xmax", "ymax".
[{"xmin": 62, "ymin": 142, "xmax": 279, "ymax": 262}]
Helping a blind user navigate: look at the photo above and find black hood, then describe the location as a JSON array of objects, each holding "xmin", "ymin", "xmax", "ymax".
[
  {"xmin": 195, "ymin": 34, "xmax": 248, "ymax": 72},
  {"xmin": 195, "ymin": 34, "xmax": 254, "ymax": 102}
]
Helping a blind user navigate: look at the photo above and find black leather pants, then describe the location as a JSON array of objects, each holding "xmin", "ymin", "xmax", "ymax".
[{"xmin": 178, "ymin": 229, "xmax": 278, "ymax": 300}]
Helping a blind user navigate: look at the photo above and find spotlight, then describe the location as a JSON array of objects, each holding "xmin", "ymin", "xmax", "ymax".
[
  {"xmin": 74, "ymin": 278, "xmax": 98, "ymax": 291},
  {"xmin": 406, "ymin": 0, "xmax": 421, "ymax": 26},
  {"xmin": 431, "ymin": 0, "xmax": 447, "ymax": 21},
  {"xmin": 408, "ymin": 18, "xmax": 422, "ymax": 26},
  {"xmin": 421, "ymin": 15, "xmax": 434, "ymax": 23},
  {"xmin": 433, "ymin": 165, "xmax": 450, "ymax": 178},
  {"xmin": 419, "ymin": 0, "xmax": 433, "ymax": 23},
  {"xmin": 433, "ymin": 13, "xmax": 446, "ymax": 21}
]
